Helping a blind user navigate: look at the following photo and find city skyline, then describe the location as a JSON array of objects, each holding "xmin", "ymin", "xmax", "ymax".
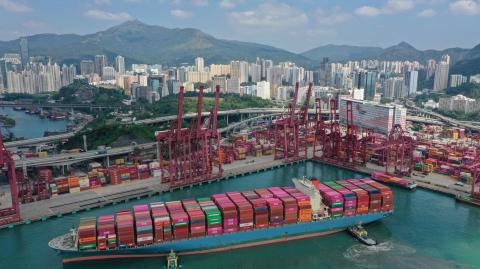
[{"xmin": 0, "ymin": 0, "xmax": 479, "ymax": 53}]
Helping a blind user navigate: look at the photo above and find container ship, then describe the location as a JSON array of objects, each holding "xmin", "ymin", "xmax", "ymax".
[
  {"xmin": 49, "ymin": 178, "xmax": 394, "ymax": 263},
  {"xmin": 371, "ymin": 171, "xmax": 417, "ymax": 190}
]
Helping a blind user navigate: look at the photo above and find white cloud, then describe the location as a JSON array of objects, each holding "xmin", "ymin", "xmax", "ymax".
[
  {"xmin": 124, "ymin": 0, "xmax": 145, "ymax": 3},
  {"xmin": 315, "ymin": 7, "xmax": 350, "ymax": 25},
  {"xmin": 355, "ymin": 0, "xmax": 415, "ymax": 17},
  {"xmin": 0, "ymin": 0, "xmax": 31, "ymax": 13},
  {"xmin": 417, "ymin": 8, "xmax": 437, "ymax": 17},
  {"xmin": 170, "ymin": 9, "xmax": 193, "ymax": 18},
  {"xmin": 449, "ymin": 0, "xmax": 480, "ymax": 15},
  {"xmin": 84, "ymin": 9, "xmax": 133, "ymax": 21},
  {"xmin": 229, "ymin": 3, "xmax": 308, "ymax": 29},
  {"xmin": 191, "ymin": 0, "xmax": 207, "ymax": 6},
  {"xmin": 355, "ymin": 6, "xmax": 382, "ymax": 16},
  {"xmin": 22, "ymin": 20, "xmax": 48, "ymax": 30},
  {"xmin": 384, "ymin": 0, "xmax": 414, "ymax": 13},
  {"xmin": 219, "ymin": 0, "xmax": 235, "ymax": 9},
  {"xmin": 94, "ymin": 0, "xmax": 111, "ymax": 5}
]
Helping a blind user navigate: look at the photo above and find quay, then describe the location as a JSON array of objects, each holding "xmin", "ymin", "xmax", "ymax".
[{"xmin": 1, "ymin": 153, "xmax": 472, "ymax": 229}]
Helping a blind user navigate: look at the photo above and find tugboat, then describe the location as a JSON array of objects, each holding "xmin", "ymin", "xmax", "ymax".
[
  {"xmin": 347, "ymin": 225, "xmax": 377, "ymax": 246},
  {"xmin": 165, "ymin": 250, "xmax": 181, "ymax": 269}
]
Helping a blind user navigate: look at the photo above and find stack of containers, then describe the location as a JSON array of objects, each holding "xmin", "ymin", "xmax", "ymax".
[
  {"xmin": 226, "ymin": 192, "xmax": 254, "ymax": 231},
  {"xmin": 108, "ymin": 167, "xmax": 121, "ymax": 185},
  {"xmin": 254, "ymin": 188, "xmax": 274, "ymax": 199},
  {"xmin": 115, "ymin": 158, "xmax": 125, "ymax": 165},
  {"xmin": 149, "ymin": 161, "xmax": 162, "ymax": 178},
  {"xmin": 128, "ymin": 164, "xmax": 139, "ymax": 180},
  {"xmin": 337, "ymin": 180, "xmax": 370, "ymax": 214},
  {"xmin": 252, "ymin": 145, "xmax": 262, "ymax": 157},
  {"xmin": 38, "ymin": 168, "xmax": 52, "ymax": 182},
  {"xmin": 116, "ymin": 210, "xmax": 135, "ymax": 247},
  {"xmin": 138, "ymin": 164, "xmax": 150, "ymax": 179},
  {"xmin": 360, "ymin": 179, "xmax": 393, "ymax": 211},
  {"xmin": 198, "ymin": 198, "xmax": 223, "ymax": 235},
  {"xmin": 182, "ymin": 199, "xmax": 206, "ymax": 237},
  {"xmin": 79, "ymin": 176, "xmax": 90, "ymax": 191},
  {"xmin": 242, "ymin": 191, "xmax": 268, "ymax": 228},
  {"xmin": 265, "ymin": 197, "xmax": 284, "ymax": 226},
  {"xmin": 49, "ymin": 183, "xmax": 58, "ymax": 197},
  {"xmin": 349, "ymin": 179, "xmax": 382, "ymax": 213},
  {"xmin": 282, "ymin": 187, "xmax": 312, "ymax": 222},
  {"xmin": 166, "ymin": 201, "xmax": 189, "ymax": 240},
  {"xmin": 118, "ymin": 166, "xmax": 130, "ymax": 182},
  {"xmin": 78, "ymin": 217, "xmax": 97, "ymax": 251},
  {"xmin": 334, "ymin": 186, "xmax": 357, "ymax": 217},
  {"xmin": 97, "ymin": 215, "xmax": 116, "ymax": 250},
  {"xmin": 150, "ymin": 202, "xmax": 172, "ymax": 242},
  {"xmin": 316, "ymin": 183, "xmax": 344, "ymax": 218},
  {"xmin": 53, "ymin": 177, "xmax": 69, "ymax": 194},
  {"xmin": 212, "ymin": 194, "xmax": 238, "ymax": 233},
  {"xmin": 133, "ymin": 205, "xmax": 154, "ymax": 246},
  {"xmin": 267, "ymin": 187, "xmax": 298, "ymax": 224},
  {"xmin": 68, "ymin": 176, "xmax": 80, "ymax": 193}
]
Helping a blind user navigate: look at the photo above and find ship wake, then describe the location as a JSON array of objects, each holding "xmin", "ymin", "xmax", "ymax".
[{"xmin": 343, "ymin": 241, "xmax": 416, "ymax": 268}]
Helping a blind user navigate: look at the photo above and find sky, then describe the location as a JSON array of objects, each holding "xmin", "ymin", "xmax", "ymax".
[{"xmin": 0, "ymin": 0, "xmax": 479, "ymax": 53}]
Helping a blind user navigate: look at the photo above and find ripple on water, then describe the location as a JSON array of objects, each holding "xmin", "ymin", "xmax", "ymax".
[{"xmin": 344, "ymin": 241, "xmax": 476, "ymax": 269}]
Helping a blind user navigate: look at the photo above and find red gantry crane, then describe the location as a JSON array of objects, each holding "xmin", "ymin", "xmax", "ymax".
[
  {"xmin": 0, "ymin": 131, "xmax": 21, "ymax": 226},
  {"xmin": 156, "ymin": 85, "xmax": 222, "ymax": 190},
  {"xmin": 273, "ymin": 82, "xmax": 313, "ymax": 162},
  {"xmin": 313, "ymin": 98, "xmax": 368, "ymax": 169}
]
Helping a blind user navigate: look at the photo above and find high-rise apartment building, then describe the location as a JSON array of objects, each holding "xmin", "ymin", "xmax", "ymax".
[
  {"xmin": 102, "ymin": 66, "xmax": 115, "ymax": 80},
  {"xmin": 19, "ymin": 37, "xmax": 28, "ymax": 67},
  {"xmin": 364, "ymin": 71, "xmax": 377, "ymax": 100},
  {"xmin": 433, "ymin": 61, "xmax": 449, "ymax": 91},
  {"xmin": 195, "ymin": 57, "xmax": 204, "ymax": 72},
  {"xmin": 95, "ymin": 55, "xmax": 107, "ymax": 76},
  {"xmin": 256, "ymin": 81, "xmax": 270, "ymax": 99},
  {"xmin": 80, "ymin": 60, "xmax": 95, "ymax": 75},
  {"xmin": 230, "ymin": 61, "xmax": 248, "ymax": 84},
  {"xmin": 404, "ymin": 70, "xmax": 418, "ymax": 96},
  {"xmin": 449, "ymin": 74, "xmax": 467, "ymax": 88},
  {"xmin": 115, "ymin": 55, "xmax": 125, "ymax": 75},
  {"xmin": 426, "ymin": 59, "xmax": 436, "ymax": 79}
]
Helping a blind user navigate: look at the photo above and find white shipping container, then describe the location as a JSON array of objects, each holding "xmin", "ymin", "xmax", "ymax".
[{"xmin": 152, "ymin": 170, "xmax": 162, "ymax": 177}]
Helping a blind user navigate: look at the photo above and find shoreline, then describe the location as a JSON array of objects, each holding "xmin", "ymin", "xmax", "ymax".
[{"xmin": 1, "ymin": 152, "xmax": 473, "ymax": 230}]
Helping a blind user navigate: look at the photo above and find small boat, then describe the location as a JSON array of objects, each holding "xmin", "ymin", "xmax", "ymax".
[
  {"xmin": 165, "ymin": 250, "xmax": 181, "ymax": 269},
  {"xmin": 347, "ymin": 225, "xmax": 377, "ymax": 246}
]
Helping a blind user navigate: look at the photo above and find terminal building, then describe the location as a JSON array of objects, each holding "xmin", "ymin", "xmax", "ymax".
[{"xmin": 338, "ymin": 98, "xmax": 407, "ymax": 134}]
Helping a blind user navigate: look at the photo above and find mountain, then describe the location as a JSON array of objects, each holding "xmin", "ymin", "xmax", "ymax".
[
  {"xmin": 302, "ymin": 41, "xmax": 470, "ymax": 64},
  {"xmin": 0, "ymin": 20, "xmax": 313, "ymax": 67},
  {"xmin": 301, "ymin": 44, "xmax": 383, "ymax": 62},
  {"xmin": 450, "ymin": 44, "xmax": 480, "ymax": 76}
]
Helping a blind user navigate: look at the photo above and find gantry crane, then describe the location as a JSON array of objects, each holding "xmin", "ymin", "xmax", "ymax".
[{"xmin": 0, "ymin": 131, "xmax": 21, "ymax": 226}]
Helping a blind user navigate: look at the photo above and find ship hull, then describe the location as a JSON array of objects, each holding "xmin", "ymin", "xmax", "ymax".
[{"xmin": 55, "ymin": 211, "xmax": 392, "ymax": 263}]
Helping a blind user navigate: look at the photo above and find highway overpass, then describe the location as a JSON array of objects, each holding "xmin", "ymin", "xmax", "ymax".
[{"xmin": 15, "ymin": 142, "xmax": 156, "ymax": 168}]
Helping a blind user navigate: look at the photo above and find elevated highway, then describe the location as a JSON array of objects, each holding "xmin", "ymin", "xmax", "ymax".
[{"xmin": 15, "ymin": 142, "xmax": 156, "ymax": 168}]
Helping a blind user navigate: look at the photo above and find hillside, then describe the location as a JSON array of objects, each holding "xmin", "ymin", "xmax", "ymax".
[
  {"xmin": 450, "ymin": 44, "xmax": 480, "ymax": 76},
  {"xmin": 302, "ymin": 42, "xmax": 470, "ymax": 63},
  {"xmin": 301, "ymin": 44, "xmax": 383, "ymax": 62},
  {"xmin": 0, "ymin": 20, "xmax": 312, "ymax": 67}
]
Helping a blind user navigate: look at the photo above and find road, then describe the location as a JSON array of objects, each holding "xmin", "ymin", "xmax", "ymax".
[
  {"xmin": 15, "ymin": 142, "xmax": 156, "ymax": 168},
  {"xmin": 0, "ymin": 101, "xmax": 121, "ymax": 109},
  {"xmin": 405, "ymin": 101, "xmax": 480, "ymax": 131}
]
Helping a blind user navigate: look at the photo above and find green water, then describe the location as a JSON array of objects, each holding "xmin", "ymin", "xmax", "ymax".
[{"xmin": 1, "ymin": 162, "xmax": 479, "ymax": 269}]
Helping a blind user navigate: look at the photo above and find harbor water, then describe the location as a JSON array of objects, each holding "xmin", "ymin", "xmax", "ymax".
[
  {"xmin": 0, "ymin": 162, "xmax": 479, "ymax": 269},
  {"xmin": 0, "ymin": 107, "xmax": 69, "ymax": 139}
]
